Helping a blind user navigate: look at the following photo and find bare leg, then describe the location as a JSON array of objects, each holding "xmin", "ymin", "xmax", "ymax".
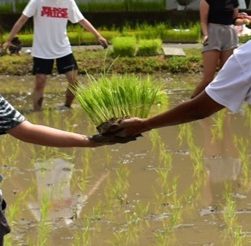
[
  {"xmin": 219, "ymin": 49, "xmax": 234, "ymax": 69},
  {"xmin": 191, "ymin": 50, "xmax": 220, "ymax": 98},
  {"xmin": 64, "ymin": 69, "xmax": 78, "ymax": 108},
  {"xmin": 33, "ymin": 74, "xmax": 47, "ymax": 111}
]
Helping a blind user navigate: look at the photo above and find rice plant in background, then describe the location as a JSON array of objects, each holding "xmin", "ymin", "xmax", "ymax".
[
  {"xmin": 112, "ymin": 36, "xmax": 137, "ymax": 57},
  {"xmin": 137, "ymin": 39, "xmax": 162, "ymax": 56},
  {"xmin": 112, "ymin": 36, "xmax": 163, "ymax": 57},
  {"xmin": 74, "ymin": 74, "xmax": 168, "ymax": 127}
]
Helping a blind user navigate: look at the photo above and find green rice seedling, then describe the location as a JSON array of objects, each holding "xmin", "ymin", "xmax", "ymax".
[
  {"xmin": 178, "ymin": 124, "xmax": 194, "ymax": 146},
  {"xmin": 223, "ymin": 184, "xmax": 246, "ymax": 245},
  {"xmin": 73, "ymin": 217, "xmax": 92, "ymax": 246},
  {"xmin": 165, "ymin": 23, "xmax": 201, "ymax": 43},
  {"xmin": 149, "ymin": 129, "xmax": 163, "ymax": 152},
  {"xmin": 178, "ymin": 124, "xmax": 206, "ymax": 205},
  {"xmin": 122, "ymin": 23, "xmax": 168, "ymax": 40},
  {"xmin": 68, "ymin": 30, "xmax": 83, "ymax": 46},
  {"xmin": 111, "ymin": 202, "xmax": 149, "ymax": 246},
  {"xmin": 243, "ymin": 105, "xmax": 251, "ymax": 129},
  {"xmin": 74, "ymin": 74, "xmax": 168, "ymax": 127},
  {"xmin": 137, "ymin": 39, "xmax": 162, "ymax": 56},
  {"xmin": 74, "ymin": 149, "xmax": 93, "ymax": 192},
  {"xmin": 108, "ymin": 165, "xmax": 130, "ymax": 206},
  {"xmin": 112, "ymin": 36, "xmax": 137, "ymax": 57},
  {"xmin": 158, "ymin": 142, "xmax": 173, "ymax": 189},
  {"xmin": 189, "ymin": 144, "xmax": 204, "ymax": 176},
  {"xmin": 35, "ymin": 193, "xmax": 51, "ymax": 246},
  {"xmin": 155, "ymin": 178, "xmax": 182, "ymax": 245},
  {"xmin": 211, "ymin": 110, "xmax": 226, "ymax": 142},
  {"xmin": 149, "ymin": 130, "xmax": 174, "ymax": 213},
  {"xmin": 73, "ymin": 190, "xmax": 108, "ymax": 245},
  {"xmin": 6, "ymin": 188, "xmax": 32, "ymax": 224},
  {"xmin": 102, "ymin": 165, "xmax": 130, "ymax": 216},
  {"xmin": 234, "ymin": 136, "xmax": 250, "ymax": 189},
  {"xmin": 178, "ymin": 124, "xmax": 189, "ymax": 146},
  {"xmin": 4, "ymin": 187, "xmax": 33, "ymax": 246}
]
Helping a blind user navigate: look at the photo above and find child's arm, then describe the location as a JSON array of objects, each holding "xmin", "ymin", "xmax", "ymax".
[
  {"xmin": 3, "ymin": 14, "xmax": 29, "ymax": 49},
  {"xmin": 78, "ymin": 19, "xmax": 108, "ymax": 48},
  {"xmin": 8, "ymin": 121, "xmax": 99, "ymax": 147}
]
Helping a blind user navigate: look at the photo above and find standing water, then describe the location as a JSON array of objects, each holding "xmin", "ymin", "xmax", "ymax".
[{"xmin": 0, "ymin": 74, "xmax": 251, "ymax": 245}]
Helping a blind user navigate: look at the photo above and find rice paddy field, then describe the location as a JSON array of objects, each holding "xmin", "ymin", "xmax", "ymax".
[{"xmin": 1, "ymin": 74, "xmax": 251, "ymax": 245}]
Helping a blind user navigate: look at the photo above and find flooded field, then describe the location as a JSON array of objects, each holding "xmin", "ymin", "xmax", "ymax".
[{"xmin": 1, "ymin": 74, "xmax": 251, "ymax": 245}]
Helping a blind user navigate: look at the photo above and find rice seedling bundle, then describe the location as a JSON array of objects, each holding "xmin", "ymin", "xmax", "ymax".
[
  {"xmin": 137, "ymin": 39, "xmax": 162, "ymax": 56},
  {"xmin": 112, "ymin": 37, "xmax": 137, "ymax": 57},
  {"xmin": 75, "ymin": 74, "xmax": 168, "ymax": 127}
]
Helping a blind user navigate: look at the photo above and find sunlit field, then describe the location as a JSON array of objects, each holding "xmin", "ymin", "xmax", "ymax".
[{"xmin": 1, "ymin": 74, "xmax": 251, "ymax": 246}]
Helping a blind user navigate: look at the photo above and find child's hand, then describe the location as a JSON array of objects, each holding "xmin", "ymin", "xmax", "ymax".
[{"xmin": 98, "ymin": 36, "xmax": 108, "ymax": 49}]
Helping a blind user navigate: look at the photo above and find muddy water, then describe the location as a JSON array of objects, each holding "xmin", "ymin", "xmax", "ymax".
[{"xmin": 0, "ymin": 75, "xmax": 251, "ymax": 245}]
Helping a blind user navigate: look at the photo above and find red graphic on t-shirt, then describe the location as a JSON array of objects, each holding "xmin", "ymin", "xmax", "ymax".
[{"xmin": 41, "ymin": 6, "xmax": 68, "ymax": 18}]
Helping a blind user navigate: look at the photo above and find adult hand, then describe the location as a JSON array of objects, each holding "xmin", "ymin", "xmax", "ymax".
[
  {"xmin": 97, "ymin": 36, "xmax": 108, "ymax": 49},
  {"xmin": 89, "ymin": 117, "xmax": 146, "ymax": 144},
  {"xmin": 238, "ymin": 12, "xmax": 248, "ymax": 18},
  {"xmin": 118, "ymin": 117, "xmax": 148, "ymax": 137}
]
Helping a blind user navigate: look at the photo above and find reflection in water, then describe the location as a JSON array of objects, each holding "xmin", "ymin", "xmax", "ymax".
[
  {"xmin": 2, "ymin": 75, "xmax": 251, "ymax": 245},
  {"xmin": 29, "ymin": 159, "xmax": 86, "ymax": 225},
  {"xmin": 199, "ymin": 112, "xmax": 242, "ymax": 208},
  {"xmin": 29, "ymin": 158, "xmax": 109, "ymax": 226}
]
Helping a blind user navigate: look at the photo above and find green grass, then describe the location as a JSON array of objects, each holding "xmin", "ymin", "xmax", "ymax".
[
  {"xmin": 0, "ymin": 48, "xmax": 202, "ymax": 75},
  {"xmin": 74, "ymin": 74, "xmax": 168, "ymax": 126},
  {"xmin": 111, "ymin": 37, "xmax": 162, "ymax": 57},
  {"xmin": 137, "ymin": 38, "xmax": 163, "ymax": 56},
  {"xmin": 112, "ymin": 36, "xmax": 137, "ymax": 57}
]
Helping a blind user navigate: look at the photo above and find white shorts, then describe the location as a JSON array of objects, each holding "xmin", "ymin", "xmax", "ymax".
[{"xmin": 205, "ymin": 40, "xmax": 251, "ymax": 112}]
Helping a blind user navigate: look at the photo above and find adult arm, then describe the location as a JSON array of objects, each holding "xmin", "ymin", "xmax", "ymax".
[
  {"xmin": 200, "ymin": 0, "xmax": 209, "ymax": 44},
  {"xmin": 7, "ymin": 121, "xmax": 97, "ymax": 147},
  {"xmin": 78, "ymin": 19, "xmax": 108, "ymax": 48},
  {"xmin": 3, "ymin": 14, "xmax": 29, "ymax": 49},
  {"xmin": 120, "ymin": 91, "xmax": 225, "ymax": 136}
]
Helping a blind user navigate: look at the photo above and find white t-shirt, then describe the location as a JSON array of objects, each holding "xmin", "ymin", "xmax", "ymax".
[
  {"xmin": 206, "ymin": 40, "xmax": 251, "ymax": 113},
  {"xmin": 23, "ymin": 0, "xmax": 84, "ymax": 59}
]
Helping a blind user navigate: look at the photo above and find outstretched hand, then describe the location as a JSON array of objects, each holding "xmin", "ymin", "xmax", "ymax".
[
  {"xmin": 90, "ymin": 117, "xmax": 146, "ymax": 144},
  {"xmin": 89, "ymin": 117, "xmax": 147, "ymax": 144},
  {"xmin": 118, "ymin": 117, "xmax": 147, "ymax": 137},
  {"xmin": 98, "ymin": 36, "xmax": 108, "ymax": 49}
]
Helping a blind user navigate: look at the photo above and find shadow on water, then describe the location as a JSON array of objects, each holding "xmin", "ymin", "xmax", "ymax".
[{"xmin": 1, "ymin": 74, "xmax": 251, "ymax": 245}]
